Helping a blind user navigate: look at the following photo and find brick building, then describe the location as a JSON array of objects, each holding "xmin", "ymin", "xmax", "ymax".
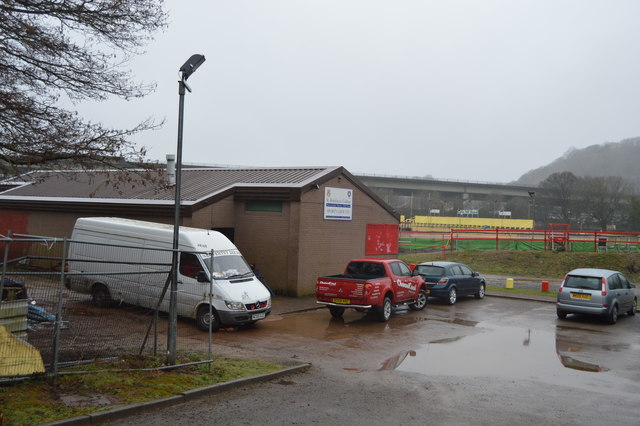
[{"xmin": 0, "ymin": 166, "xmax": 399, "ymax": 296}]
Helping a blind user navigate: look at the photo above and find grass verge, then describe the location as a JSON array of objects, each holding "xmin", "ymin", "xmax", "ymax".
[
  {"xmin": 400, "ymin": 250, "xmax": 640, "ymax": 281},
  {"xmin": 486, "ymin": 285, "xmax": 556, "ymax": 298},
  {"xmin": 0, "ymin": 354, "xmax": 284, "ymax": 425}
]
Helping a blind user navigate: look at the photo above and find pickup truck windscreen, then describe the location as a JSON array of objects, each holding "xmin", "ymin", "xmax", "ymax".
[{"xmin": 346, "ymin": 262, "xmax": 386, "ymax": 279}]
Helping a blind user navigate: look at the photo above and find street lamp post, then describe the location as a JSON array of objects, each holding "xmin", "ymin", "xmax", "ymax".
[
  {"xmin": 168, "ymin": 54, "xmax": 205, "ymax": 364},
  {"xmin": 528, "ymin": 191, "xmax": 536, "ymax": 222}
]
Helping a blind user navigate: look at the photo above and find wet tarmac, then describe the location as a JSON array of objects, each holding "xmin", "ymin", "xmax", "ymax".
[
  {"xmin": 393, "ymin": 322, "xmax": 639, "ymax": 394},
  {"xmin": 114, "ymin": 295, "xmax": 640, "ymax": 426},
  {"xmin": 207, "ymin": 296, "xmax": 640, "ymax": 398}
]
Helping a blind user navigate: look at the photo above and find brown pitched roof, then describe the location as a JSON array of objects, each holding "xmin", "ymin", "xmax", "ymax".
[{"xmin": 0, "ymin": 166, "xmax": 398, "ymax": 218}]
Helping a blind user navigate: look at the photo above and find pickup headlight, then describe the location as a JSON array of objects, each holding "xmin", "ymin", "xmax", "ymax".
[{"xmin": 224, "ymin": 301, "xmax": 245, "ymax": 311}]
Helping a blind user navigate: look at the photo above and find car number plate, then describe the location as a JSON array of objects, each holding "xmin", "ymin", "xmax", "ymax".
[
  {"xmin": 252, "ymin": 312, "xmax": 266, "ymax": 320},
  {"xmin": 332, "ymin": 298, "xmax": 351, "ymax": 305},
  {"xmin": 571, "ymin": 293, "xmax": 591, "ymax": 300}
]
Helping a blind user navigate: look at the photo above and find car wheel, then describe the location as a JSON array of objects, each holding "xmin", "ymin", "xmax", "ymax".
[
  {"xmin": 410, "ymin": 289, "xmax": 428, "ymax": 311},
  {"xmin": 607, "ymin": 304, "xmax": 618, "ymax": 325},
  {"xmin": 474, "ymin": 283, "xmax": 485, "ymax": 299},
  {"xmin": 91, "ymin": 284, "xmax": 112, "ymax": 307},
  {"xmin": 196, "ymin": 305, "xmax": 220, "ymax": 332},
  {"xmin": 628, "ymin": 298, "xmax": 637, "ymax": 316},
  {"xmin": 556, "ymin": 308, "xmax": 567, "ymax": 319},
  {"xmin": 446, "ymin": 287, "xmax": 457, "ymax": 305},
  {"xmin": 329, "ymin": 306, "xmax": 345, "ymax": 318},
  {"xmin": 376, "ymin": 297, "xmax": 392, "ymax": 322}
]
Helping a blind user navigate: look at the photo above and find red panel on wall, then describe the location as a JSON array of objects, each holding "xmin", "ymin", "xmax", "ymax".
[
  {"xmin": 0, "ymin": 211, "xmax": 29, "ymax": 236},
  {"xmin": 0, "ymin": 211, "xmax": 30, "ymax": 259},
  {"xmin": 365, "ymin": 224, "xmax": 399, "ymax": 255}
]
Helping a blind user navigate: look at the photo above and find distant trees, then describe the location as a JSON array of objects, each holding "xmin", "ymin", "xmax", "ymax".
[
  {"xmin": 579, "ymin": 176, "xmax": 630, "ymax": 231},
  {"xmin": 627, "ymin": 197, "xmax": 640, "ymax": 231},
  {"xmin": 539, "ymin": 173, "xmax": 633, "ymax": 231},
  {"xmin": 540, "ymin": 172, "xmax": 578, "ymax": 223},
  {"xmin": 0, "ymin": 0, "xmax": 167, "ymax": 179}
]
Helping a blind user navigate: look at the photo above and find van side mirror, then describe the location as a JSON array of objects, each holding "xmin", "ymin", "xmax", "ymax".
[
  {"xmin": 409, "ymin": 264, "xmax": 416, "ymax": 272},
  {"xmin": 197, "ymin": 271, "xmax": 211, "ymax": 283}
]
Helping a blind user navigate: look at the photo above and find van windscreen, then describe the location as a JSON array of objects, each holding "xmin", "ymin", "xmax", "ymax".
[{"xmin": 202, "ymin": 254, "xmax": 253, "ymax": 280}]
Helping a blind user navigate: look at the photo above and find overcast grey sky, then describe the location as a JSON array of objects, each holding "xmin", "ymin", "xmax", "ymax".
[{"xmin": 82, "ymin": 0, "xmax": 640, "ymax": 183}]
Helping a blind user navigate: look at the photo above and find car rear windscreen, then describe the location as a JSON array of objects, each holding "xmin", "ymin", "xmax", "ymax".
[
  {"xmin": 564, "ymin": 275, "xmax": 601, "ymax": 290},
  {"xmin": 417, "ymin": 265, "xmax": 445, "ymax": 277}
]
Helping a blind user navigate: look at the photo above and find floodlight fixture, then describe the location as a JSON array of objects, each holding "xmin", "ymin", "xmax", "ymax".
[{"xmin": 179, "ymin": 54, "xmax": 206, "ymax": 81}]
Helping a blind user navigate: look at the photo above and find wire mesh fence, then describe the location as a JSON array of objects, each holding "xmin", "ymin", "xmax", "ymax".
[
  {"xmin": 1, "ymin": 232, "xmax": 214, "ymax": 380},
  {"xmin": 399, "ymin": 228, "xmax": 640, "ymax": 253}
]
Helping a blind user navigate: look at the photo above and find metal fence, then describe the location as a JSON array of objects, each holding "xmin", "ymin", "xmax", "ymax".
[
  {"xmin": 1, "ymin": 232, "xmax": 213, "ymax": 380},
  {"xmin": 400, "ymin": 228, "xmax": 640, "ymax": 253}
]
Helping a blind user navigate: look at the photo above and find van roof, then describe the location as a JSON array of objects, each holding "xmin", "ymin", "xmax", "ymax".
[{"xmin": 73, "ymin": 217, "xmax": 237, "ymax": 252}]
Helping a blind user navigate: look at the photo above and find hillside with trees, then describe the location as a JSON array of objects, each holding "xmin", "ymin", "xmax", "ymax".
[{"xmin": 515, "ymin": 137, "xmax": 640, "ymax": 190}]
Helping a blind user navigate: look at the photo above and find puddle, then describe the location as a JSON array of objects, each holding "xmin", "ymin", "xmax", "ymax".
[
  {"xmin": 379, "ymin": 350, "xmax": 417, "ymax": 371},
  {"xmin": 394, "ymin": 323, "xmax": 639, "ymax": 393}
]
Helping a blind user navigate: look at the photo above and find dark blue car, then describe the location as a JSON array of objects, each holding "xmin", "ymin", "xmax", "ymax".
[{"xmin": 415, "ymin": 261, "xmax": 486, "ymax": 305}]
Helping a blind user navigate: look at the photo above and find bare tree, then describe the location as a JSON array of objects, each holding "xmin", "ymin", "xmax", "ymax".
[
  {"xmin": 627, "ymin": 197, "xmax": 640, "ymax": 231},
  {"xmin": 0, "ymin": 0, "xmax": 167, "ymax": 179},
  {"xmin": 578, "ymin": 176, "xmax": 630, "ymax": 230},
  {"xmin": 539, "ymin": 171, "xmax": 578, "ymax": 223}
]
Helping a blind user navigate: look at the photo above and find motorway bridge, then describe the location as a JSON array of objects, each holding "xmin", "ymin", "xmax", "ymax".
[{"xmin": 355, "ymin": 173, "xmax": 539, "ymax": 219}]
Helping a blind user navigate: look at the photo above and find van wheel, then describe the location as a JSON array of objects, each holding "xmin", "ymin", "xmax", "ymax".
[
  {"xmin": 91, "ymin": 284, "xmax": 112, "ymax": 307},
  {"xmin": 196, "ymin": 305, "xmax": 220, "ymax": 332},
  {"xmin": 328, "ymin": 306, "xmax": 345, "ymax": 318},
  {"xmin": 376, "ymin": 297, "xmax": 392, "ymax": 322}
]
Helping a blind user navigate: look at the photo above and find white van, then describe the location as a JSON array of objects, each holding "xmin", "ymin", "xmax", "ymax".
[{"xmin": 65, "ymin": 217, "xmax": 271, "ymax": 331}]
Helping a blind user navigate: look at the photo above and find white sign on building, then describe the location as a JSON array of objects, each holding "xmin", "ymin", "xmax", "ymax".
[{"xmin": 324, "ymin": 187, "xmax": 353, "ymax": 220}]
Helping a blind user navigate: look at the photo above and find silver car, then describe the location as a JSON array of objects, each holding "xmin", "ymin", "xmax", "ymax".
[{"xmin": 556, "ymin": 268, "xmax": 637, "ymax": 324}]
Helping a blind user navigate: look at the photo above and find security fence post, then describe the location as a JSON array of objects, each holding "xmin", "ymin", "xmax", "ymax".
[
  {"xmin": 0, "ymin": 230, "xmax": 12, "ymax": 298},
  {"xmin": 52, "ymin": 237, "xmax": 68, "ymax": 376}
]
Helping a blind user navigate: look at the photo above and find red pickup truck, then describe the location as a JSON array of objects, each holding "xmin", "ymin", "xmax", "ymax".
[{"xmin": 315, "ymin": 258, "xmax": 428, "ymax": 322}]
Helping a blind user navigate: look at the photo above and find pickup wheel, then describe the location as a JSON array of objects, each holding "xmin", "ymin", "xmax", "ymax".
[
  {"xmin": 410, "ymin": 289, "xmax": 428, "ymax": 311},
  {"xmin": 376, "ymin": 297, "xmax": 392, "ymax": 322},
  {"xmin": 328, "ymin": 306, "xmax": 345, "ymax": 318}
]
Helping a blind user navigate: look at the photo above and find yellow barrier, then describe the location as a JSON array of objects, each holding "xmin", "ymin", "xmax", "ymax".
[
  {"xmin": 403, "ymin": 215, "xmax": 534, "ymax": 230},
  {"xmin": 506, "ymin": 278, "xmax": 514, "ymax": 289}
]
